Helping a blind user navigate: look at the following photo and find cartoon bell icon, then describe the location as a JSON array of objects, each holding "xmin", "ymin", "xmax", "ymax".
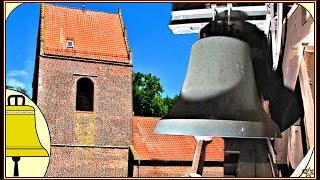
[{"xmin": 6, "ymin": 95, "xmax": 49, "ymax": 176}]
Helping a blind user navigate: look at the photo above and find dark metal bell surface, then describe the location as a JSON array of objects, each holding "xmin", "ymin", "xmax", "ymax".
[{"xmin": 155, "ymin": 36, "xmax": 281, "ymax": 138}]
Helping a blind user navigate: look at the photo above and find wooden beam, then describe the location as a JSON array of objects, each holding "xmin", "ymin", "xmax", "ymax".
[
  {"xmin": 236, "ymin": 139, "xmax": 256, "ymax": 177},
  {"xmin": 274, "ymin": 3, "xmax": 283, "ymax": 70},
  {"xmin": 298, "ymin": 50, "xmax": 315, "ymax": 150},
  {"xmin": 269, "ymin": 3, "xmax": 277, "ymax": 69},
  {"xmin": 189, "ymin": 136, "xmax": 213, "ymax": 177},
  {"xmin": 236, "ymin": 139, "xmax": 275, "ymax": 177},
  {"xmin": 274, "ymin": 128, "xmax": 289, "ymax": 165},
  {"xmin": 168, "ymin": 22, "xmax": 209, "ymax": 34},
  {"xmin": 190, "ymin": 139, "xmax": 205, "ymax": 175},
  {"xmin": 169, "ymin": 19, "xmax": 267, "ymax": 34},
  {"xmin": 267, "ymin": 139, "xmax": 277, "ymax": 164},
  {"xmin": 271, "ymin": 3, "xmax": 283, "ymax": 70},
  {"xmin": 282, "ymin": 5, "xmax": 314, "ymax": 90},
  {"xmin": 282, "ymin": 46, "xmax": 302, "ymax": 90},
  {"xmin": 171, "ymin": 4, "xmax": 267, "ymax": 21},
  {"xmin": 286, "ymin": 3, "xmax": 299, "ymax": 19},
  {"xmin": 288, "ymin": 124, "xmax": 304, "ymax": 169},
  {"xmin": 255, "ymin": 139, "xmax": 274, "ymax": 177},
  {"xmin": 304, "ymin": 45, "xmax": 314, "ymax": 52},
  {"xmin": 267, "ymin": 153, "xmax": 277, "ymax": 177},
  {"xmin": 169, "ymin": 4, "xmax": 268, "ymax": 34}
]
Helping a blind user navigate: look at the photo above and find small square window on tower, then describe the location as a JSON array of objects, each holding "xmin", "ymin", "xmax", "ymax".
[{"xmin": 66, "ymin": 40, "xmax": 74, "ymax": 48}]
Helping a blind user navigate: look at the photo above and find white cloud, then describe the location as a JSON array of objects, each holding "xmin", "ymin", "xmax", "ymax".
[
  {"xmin": 7, "ymin": 78, "xmax": 26, "ymax": 89},
  {"xmin": 7, "ymin": 70, "xmax": 28, "ymax": 77}
]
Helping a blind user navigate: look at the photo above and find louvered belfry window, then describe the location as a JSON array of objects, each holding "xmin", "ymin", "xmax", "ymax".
[{"xmin": 76, "ymin": 78, "xmax": 94, "ymax": 111}]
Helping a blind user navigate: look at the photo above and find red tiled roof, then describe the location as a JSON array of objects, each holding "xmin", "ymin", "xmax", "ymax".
[
  {"xmin": 132, "ymin": 116, "xmax": 225, "ymax": 162},
  {"xmin": 42, "ymin": 4, "xmax": 129, "ymax": 63}
]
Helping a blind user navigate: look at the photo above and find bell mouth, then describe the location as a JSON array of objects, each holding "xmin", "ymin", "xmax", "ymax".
[{"xmin": 154, "ymin": 119, "xmax": 281, "ymax": 139}]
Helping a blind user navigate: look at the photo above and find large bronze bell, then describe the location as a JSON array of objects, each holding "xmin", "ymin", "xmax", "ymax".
[{"xmin": 155, "ymin": 36, "xmax": 281, "ymax": 138}]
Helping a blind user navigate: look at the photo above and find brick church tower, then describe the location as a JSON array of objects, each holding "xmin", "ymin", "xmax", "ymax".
[{"xmin": 32, "ymin": 4, "xmax": 132, "ymax": 177}]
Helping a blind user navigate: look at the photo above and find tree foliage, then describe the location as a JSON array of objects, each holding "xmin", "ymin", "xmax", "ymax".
[
  {"xmin": 132, "ymin": 72, "xmax": 178, "ymax": 117},
  {"xmin": 6, "ymin": 85, "xmax": 29, "ymax": 98}
]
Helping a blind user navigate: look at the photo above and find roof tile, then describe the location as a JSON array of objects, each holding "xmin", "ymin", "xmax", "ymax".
[
  {"xmin": 132, "ymin": 116, "xmax": 225, "ymax": 162},
  {"xmin": 42, "ymin": 4, "xmax": 129, "ymax": 63}
]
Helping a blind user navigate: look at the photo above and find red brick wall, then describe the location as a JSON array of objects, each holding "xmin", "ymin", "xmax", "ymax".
[
  {"xmin": 133, "ymin": 166, "xmax": 224, "ymax": 177},
  {"xmin": 35, "ymin": 56, "xmax": 132, "ymax": 177},
  {"xmin": 46, "ymin": 146, "xmax": 129, "ymax": 177},
  {"xmin": 36, "ymin": 56, "xmax": 132, "ymax": 146}
]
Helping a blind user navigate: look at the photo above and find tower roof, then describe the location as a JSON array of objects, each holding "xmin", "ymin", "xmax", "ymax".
[{"xmin": 41, "ymin": 4, "xmax": 130, "ymax": 63}]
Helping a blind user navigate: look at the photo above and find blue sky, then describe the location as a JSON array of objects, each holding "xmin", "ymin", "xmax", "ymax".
[{"xmin": 5, "ymin": 3, "xmax": 198, "ymax": 98}]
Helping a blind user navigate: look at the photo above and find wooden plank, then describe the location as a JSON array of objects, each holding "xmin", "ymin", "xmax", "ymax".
[
  {"xmin": 236, "ymin": 139, "xmax": 256, "ymax": 177},
  {"xmin": 224, "ymin": 163, "xmax": 238, "ymax": 175},
  {"xmin": 190, "ymin": 139, "xmax": 205, "ymax": 175},
  {"xmin": 286, "ymin": 3, "xmax": 298, "ymax": 19},
  {"xmin": 282, "ymin": 5, "xmax": 314, "ymax": 90},
  {"xmin": 305, "ymin": 51, "xmax": 315, "ymax": 100},
  {"xmin": 282, "ymin": 46, "xmax": 301, "ymax": 90},
  {"xmin": 272, "ymin": 3, "xmax": 283, "ymax": 70},
  {"xmin": 224, "ymin": 151, "xmax": 240, "ymax": 175},
  {"xmin": 305, "ymin": 45, "xmax": 314, "ymax": 52},
  {"xmin": 299, "ymin": 57, "xmax": 314, "ymax": 150},
  {"xmin": 128, "ymin": 146, "xmax": 135, "ymax": 177},
  {"xmin": 255, "ymin": 139, "xmax": 273, "ymax": 177},
  {"xmin": 267, "ymin": 139, "xmax": 276, "ymax": 164},
  {"xmin": 189, "ymin": 136, "xmax": 214, "ymax": 177},
  {"xmin": 288, "ymin": 125, "xmax": 304, "ymax": 169},
  {"xmin": 225, "ymin": 138, "xmax": 241, "ymax": 152},
  {"xmin": 267, "ymin": 152, "xmax": 277, "ymax": 177},
  {"xmin": 274, "ymin": 128, "xmax": 289, "ymax": 164}
]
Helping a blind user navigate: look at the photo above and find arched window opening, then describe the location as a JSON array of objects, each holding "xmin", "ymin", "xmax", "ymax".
[{"xmin": 76, "ymin": 78, "xmax": 94, "ymax": 111}]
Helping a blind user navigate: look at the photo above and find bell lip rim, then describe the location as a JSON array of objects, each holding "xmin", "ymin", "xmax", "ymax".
[
  {"xmin": 5, "ymin": 147, "xmax": 49, "ymax": 157},
  {"xmin": 5, "ymin": 154, "xmax": 49, "ymax": 157},
  {"xmin": 154, "ymin": 118, "xmax": 281, "ymax": 139}
]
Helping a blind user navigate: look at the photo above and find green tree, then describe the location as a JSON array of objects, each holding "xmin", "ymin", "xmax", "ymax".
[
  {"xmin": 6, "ymin": 85, "xmax": 14, "ymax": 90},
  {"xmin": 162, "ymin": 95, "xmax": 179, "ymax": 114},
  {"xmin": 15, "ymin": 87, "xmax": 28, "ymax": 95},
  {"xmin": 132, "ymin": 72, "xmax": 178, "ymax": 117},
  {"xmin": 6, "ymin": 85, "xmax": 30, "ymax": 98}
]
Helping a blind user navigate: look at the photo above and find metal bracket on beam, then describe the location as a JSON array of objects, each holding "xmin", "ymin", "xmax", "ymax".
[
  {"xmin": 264, "ymin": 3, "xmax": 272, "ymax": 35},
  {"xmin": 211, "ymin": 4, "xmax": 217, "ymax": 21},
  {"xmin": 227, "ymin": 3, "xmax": 232, "ymax": 25}
]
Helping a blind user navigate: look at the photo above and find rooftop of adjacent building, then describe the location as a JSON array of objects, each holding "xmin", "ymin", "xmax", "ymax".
[{"xmin": 132, "ymin": 116, "xmax": 225, "ymax": 162}]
